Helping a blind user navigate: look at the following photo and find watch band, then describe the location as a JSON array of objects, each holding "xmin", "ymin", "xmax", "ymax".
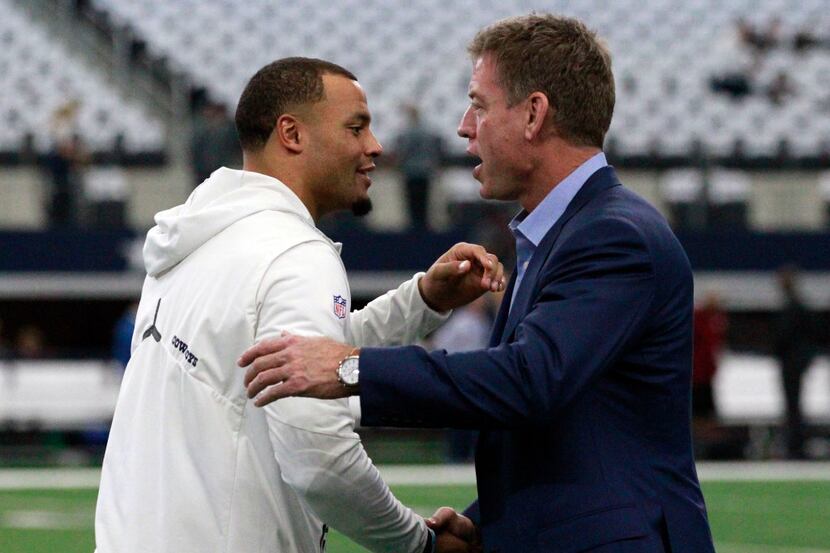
[{"xmin": 423, "ymin": 527, "xmax": 436, "ymax": 553}]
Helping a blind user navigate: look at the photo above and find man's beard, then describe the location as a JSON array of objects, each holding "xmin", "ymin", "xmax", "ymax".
[{"xmin": 351, "ymin": 198, "xmax": 372, "ymax": 217}]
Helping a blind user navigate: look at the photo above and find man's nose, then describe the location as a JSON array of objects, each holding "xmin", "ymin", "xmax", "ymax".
[
  {"xmin": 367, "ymin": 131, "xmax": 383, "ymax": 157},
  {"xmin": 457, "ymin": 106, "xmax": 474, "ymax": 139}
]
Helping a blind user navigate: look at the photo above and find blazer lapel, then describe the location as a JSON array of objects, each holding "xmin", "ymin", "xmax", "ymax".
[{"xmin": 500, "ymin": 166, "xmax": 622, "ymax": 343}]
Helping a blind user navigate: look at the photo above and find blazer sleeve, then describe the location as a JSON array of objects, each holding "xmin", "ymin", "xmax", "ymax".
[{"xmin": 359, "ymin": 217, "xmax": 657, "ymax": 429}]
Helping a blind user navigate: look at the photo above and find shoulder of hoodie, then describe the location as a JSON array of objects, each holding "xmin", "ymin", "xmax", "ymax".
[
  {"xmin": 224, "ymin": 209, "xmax": 345, "ymax": 283},
  {"xmin": 246, "ymin": 215, "xmax": 348, "ymax": 309},
  {"xmin": 223, "ymin": 209, "xmax": 335, "ymax": 257}
]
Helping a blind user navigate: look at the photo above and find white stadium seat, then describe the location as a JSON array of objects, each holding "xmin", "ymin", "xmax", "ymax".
[
  {"xmin": 84, "ymin": 0, "xmax": 825, "ymax": 157},
  {"xmin": 4, "ymin": 0, "xmax": 829, "ymax": 159},
  {"xmin": 0, "ymin": 361, "xmax": 121, "ymax": 430}
]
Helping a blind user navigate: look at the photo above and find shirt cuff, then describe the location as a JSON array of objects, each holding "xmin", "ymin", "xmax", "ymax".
[{"xmin": 411, "ymin": 271, "xmax": 453, "ymax": 318}]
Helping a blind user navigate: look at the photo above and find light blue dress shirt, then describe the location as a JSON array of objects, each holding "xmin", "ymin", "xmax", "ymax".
[{"xmin": 509, "ymin": 152, "xmax": 608, "ymax": 306}]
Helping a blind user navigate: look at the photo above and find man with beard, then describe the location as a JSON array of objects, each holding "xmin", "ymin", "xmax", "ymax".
[{"xmin": 95, "ymin": 57, "xmax": 503, "ymax": 553}]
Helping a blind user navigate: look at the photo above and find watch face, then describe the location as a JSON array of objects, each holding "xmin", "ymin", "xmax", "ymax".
[{"xmin": 339, "ymin": 357, "xmax": 360, "ymax": 386}]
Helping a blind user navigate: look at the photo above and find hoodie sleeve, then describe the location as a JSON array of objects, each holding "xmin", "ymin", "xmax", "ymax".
[
  {"xmin": 349, "ymin": 273, "xmax": 450, "ymax": 348},
  {"xmin": 253, "ymin": 240, "xmax": 429, "ymax": 553}
]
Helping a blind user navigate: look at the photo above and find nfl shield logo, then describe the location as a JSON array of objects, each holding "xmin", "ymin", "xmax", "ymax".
[{"xmin": 333, "ymin": 295, "xmax": 347, "ymax": 319}]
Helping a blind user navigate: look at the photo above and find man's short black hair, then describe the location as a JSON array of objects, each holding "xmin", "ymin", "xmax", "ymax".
[{"xmin": 235, "ymin": 57, "xmax": 357, "ymax": 151}]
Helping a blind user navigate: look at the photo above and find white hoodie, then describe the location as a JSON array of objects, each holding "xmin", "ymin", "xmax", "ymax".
[{"xmin": 95, "ymin": 168, "xmax": 447, "ymax": 553}]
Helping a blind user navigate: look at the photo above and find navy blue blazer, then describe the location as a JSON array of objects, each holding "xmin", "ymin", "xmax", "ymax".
[{"xmin": 359, "ymin": 167, "xmax": 715, "ymax": 553}]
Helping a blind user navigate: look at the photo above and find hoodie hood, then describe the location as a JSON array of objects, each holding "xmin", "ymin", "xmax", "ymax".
[{"xmin": 143, "ymin": 168, "xmax": 315, "ymax": 276}]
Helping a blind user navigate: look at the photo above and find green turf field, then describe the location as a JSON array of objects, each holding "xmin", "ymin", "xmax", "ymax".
[{"xmin": 1, "ymin": 481, "xmax": 829, "ymax": 552}]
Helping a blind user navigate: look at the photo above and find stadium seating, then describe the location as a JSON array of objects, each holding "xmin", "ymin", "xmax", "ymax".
[
  {"xmin": 0, "ymin": 0, "xmax": 164, "ymax": 155},
  {"xmin": 89, "ymin": 0, "xmax": 830, "ymax": 160},
  {"xmin": 0, "ymin": 360, "xmax": 121, "ymax": 430}
]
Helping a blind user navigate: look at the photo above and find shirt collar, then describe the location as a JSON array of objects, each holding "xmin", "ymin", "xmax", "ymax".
[{"xmin": 509, "ymin": 152, "xmax": 608, "ymax": 247}]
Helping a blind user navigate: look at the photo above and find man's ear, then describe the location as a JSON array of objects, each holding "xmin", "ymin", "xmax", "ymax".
[
  {"xmin": 275, "ymin": 114, "xmax": 304, "ymax": 154},
  {"xmin": 525, "ymin": 92, "xmax": 550, "ymax": 141}
]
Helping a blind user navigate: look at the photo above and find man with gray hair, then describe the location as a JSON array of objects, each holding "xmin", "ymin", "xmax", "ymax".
[{"xmin": 240, "ymin": 15, "xmax": 717, "ymax": 553}]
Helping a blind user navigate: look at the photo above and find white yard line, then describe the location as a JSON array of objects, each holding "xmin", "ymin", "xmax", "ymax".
[
  {"xmin": 0, "ymin": 468, "xmax": 101, "ymax": 490},
  {"xmin": 718, "ymin": 543, "xmax": 830, "ymax": 553},
  {"xmin": 0, "ymin": 510, "xmax": 92, "ymax": 530},
  {"xmin": 379, "ymin": 464, "xmax": 477, "ymax": 486},
  {"xmin": 0, "ymin": 461, "xmax": 828, "ymax": 490},
  {"xmin": 696, "ymin": 461, "xmax": 830, "ymax": 481},
  {"xmin": 377, "ymin": 462, "xmax": 830, "ymax": 486}
]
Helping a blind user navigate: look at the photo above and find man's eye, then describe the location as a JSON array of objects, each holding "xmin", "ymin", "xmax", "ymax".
[{"xmin": 350, "ymin": 127, "xmax": 362, "ymax": 135}]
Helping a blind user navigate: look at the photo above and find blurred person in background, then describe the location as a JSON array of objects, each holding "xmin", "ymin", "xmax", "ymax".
[
  {"xmin": 766, "ymin": 71, "xmax": 796, "ymax": 106},
  {"xmin": 191, "ymin": 100, "xmax": 242, "ymax": 188},
  {"xmin": 14, "ymin": 325, "xmax": 47, "ymax": 359},
  {"xmin": 736, "ymin": 18, "xmax": 764, "ymax": 51},
  {"xmin": 710, "ymin": 19, "xmax": 759, "ymax": 101},
  {"xmin": 0, "ymin": 318, "xmax": 11, "ymax": 360},
  {"xmin": 692, "ymin": 292, "xmax": 728, "ymax": 454},
  {"xmin": 793, "ymin": 24, "xmax": 828, "ymax": 52},
  {"xmin": 96, "ymin": 57, "xmax": 504, "ymax": 553},
  {"xmin": 241, "ymin": 14, "xmax": 716, "ymax": 553},
  {"xmin": 393, "ymin": 104, "xmax": 445, "ymax": 229},
  {"xmin": 46, "ymin": 99, "xmax": 88, "ymax": 228},
  {"xmin": 775, "ymin": 265, "xmax": 818, "ymax": 459},
  {"xmin": 755, "ymin": 17, "xmax": 783, "ymax": 52},
  {"xmin": 111, "ymin": 302, "xmax": 137, "ymax": 372}
]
